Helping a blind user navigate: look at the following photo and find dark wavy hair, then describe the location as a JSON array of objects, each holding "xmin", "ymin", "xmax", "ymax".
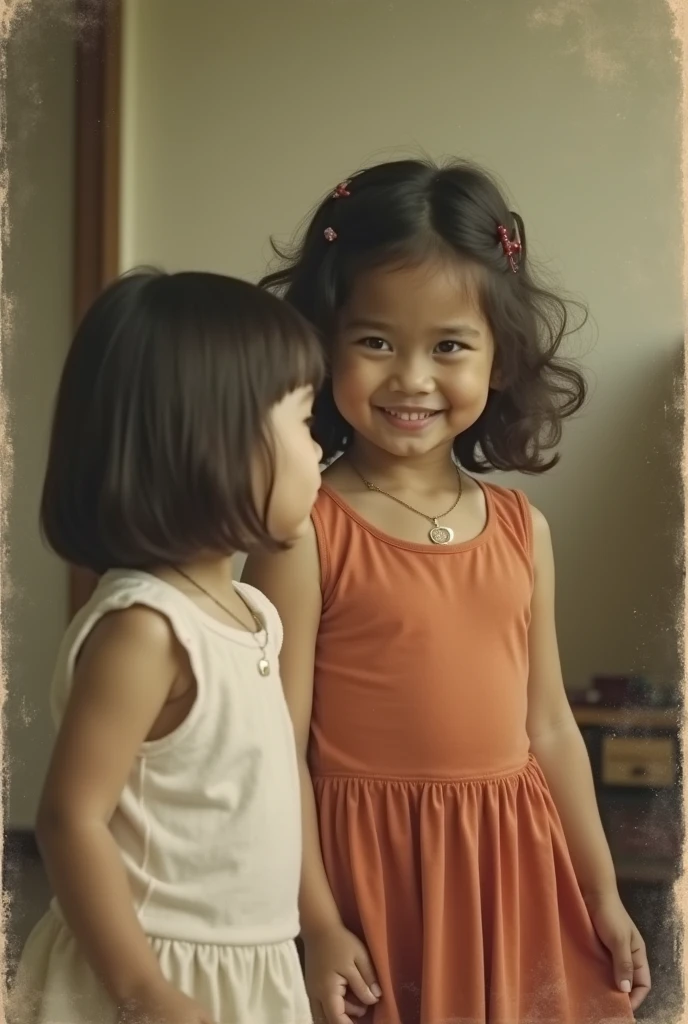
[
  {"xmin": 260, "ymin": 158, "xmax": 587, "ymax": 473},
  {"xmin": 41, "ymin": 270, "xmax": 324, "ymax": 572}
]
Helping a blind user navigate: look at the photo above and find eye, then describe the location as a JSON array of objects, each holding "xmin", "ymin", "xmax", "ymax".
[
  {"xmin": 435, "ymin": 340, "xmax": 467, "ymax": 354},
  {"xmin": 358, "ymin": 337, "xmax": 392, "ymax": 352}
]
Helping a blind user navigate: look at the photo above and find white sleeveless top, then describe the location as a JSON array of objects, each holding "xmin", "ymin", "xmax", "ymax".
[{"xmin": 49, "ymin": 569, "xmax": 302, "ymax": 946}]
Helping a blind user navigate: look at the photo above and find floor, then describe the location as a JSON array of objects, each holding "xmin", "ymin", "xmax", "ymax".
[{"xmin": 3, "ymin": 847, "xmax": 683, "ymax": 1021}]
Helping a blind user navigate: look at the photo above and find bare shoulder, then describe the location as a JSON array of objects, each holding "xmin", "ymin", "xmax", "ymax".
[
  {"xmin": 528, "ymin": 503, "xmax": 551, "ymax": 540},
  {"xmin": 526, "ymin": 503, "xmax": 555, "ymax": 579}
]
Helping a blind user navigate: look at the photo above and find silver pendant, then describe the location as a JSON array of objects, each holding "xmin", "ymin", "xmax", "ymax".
[
  {"xmin": 429, "ymin": 524, "xmax": 454, "ymax": 545},
  {"xmin": 258, "ymin": 657, "xmax": 270, "ymax": 677}
]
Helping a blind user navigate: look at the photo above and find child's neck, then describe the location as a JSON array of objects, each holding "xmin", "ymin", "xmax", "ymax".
[
  {"xmin": 154, "ymin": 553, "xmax": 264, "ymax": 633},
  {"xmin": 346, "ymin": 439, "xmax": 458, "ymax": 494},
  {"xmin": 156, "ymin": 554, "xmax": 236, "ymax": 596}
]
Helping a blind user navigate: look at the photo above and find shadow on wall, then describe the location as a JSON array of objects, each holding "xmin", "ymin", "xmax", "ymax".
[{"xmin": 554, "ymin": 338, "xmax": 683, "ymax": 693}]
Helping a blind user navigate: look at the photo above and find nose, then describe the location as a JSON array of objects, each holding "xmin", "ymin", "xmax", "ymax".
[{"xmin": 388, "ymin": 355, "xmax": 434, "ymax": 395}]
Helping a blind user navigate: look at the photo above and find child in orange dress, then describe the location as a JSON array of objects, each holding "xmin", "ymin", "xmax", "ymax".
[{"xmin": 244, "ymin": 159, "xmax": 650, "ymax": 1024}]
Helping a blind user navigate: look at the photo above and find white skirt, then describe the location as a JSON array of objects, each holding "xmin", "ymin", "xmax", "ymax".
[{"xmin": 9, "ymin": 909, "xmax": 312, "ymax": 1024}]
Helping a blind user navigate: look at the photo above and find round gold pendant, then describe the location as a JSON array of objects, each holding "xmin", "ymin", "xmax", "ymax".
[
  {"xmin": 258, "ymin": 658, "xmax": 270, "ymax": 677},
  {"xmin": 429, "ymin": 525, "xmax": 454, "ymax": 545}
]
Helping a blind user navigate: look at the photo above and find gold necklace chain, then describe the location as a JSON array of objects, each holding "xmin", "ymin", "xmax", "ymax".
[
  {"xmin": 349, "ymin": 462, "xmax": 463, "ymax": 545},
  {"xmin": 172, "ymin": 567, "xmax": 271, "ymax": 677}
]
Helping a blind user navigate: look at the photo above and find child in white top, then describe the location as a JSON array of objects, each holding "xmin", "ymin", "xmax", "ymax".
[{"xmin": 11, "ymin": 270, "xmax": 323, "ymax": 1024}]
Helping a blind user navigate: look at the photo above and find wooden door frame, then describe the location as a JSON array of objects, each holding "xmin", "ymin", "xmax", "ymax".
[{"xmin": 70, "ymin": 0, "xmax": 122, "ymax": 615}]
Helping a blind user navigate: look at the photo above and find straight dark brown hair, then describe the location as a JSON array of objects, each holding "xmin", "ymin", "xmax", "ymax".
[{"xmin": 41, "ymin": 269, "xmax": 324, "ymax": 573}]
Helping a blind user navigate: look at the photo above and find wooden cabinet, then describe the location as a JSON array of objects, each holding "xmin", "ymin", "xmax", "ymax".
[
  {"xmin": 601, "ymin": 736, "xmax": 676, "ymax": 788},
  {"xmin": 572, "ymin": 705, "xmax": 680, "ymax": 883}
]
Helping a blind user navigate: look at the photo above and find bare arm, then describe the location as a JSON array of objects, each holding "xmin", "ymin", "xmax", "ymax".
[
  {"xmin": 244, "ymin": 529, "xmax": 381, "ymax": 1024},
  {"xmin": 525, "ymin": 507, "xmax": 617, "ymax": 898},
  {"xmin": 526, "ymin": 506, "xmax": 650, "ymax": 1008},
  {"xmin": 243, "ymin": 526, "xmax": 342, "ymax": 938},
  {"xmin": 36, "ymin": 608, "xmax": 185, "ymax": 1005}
]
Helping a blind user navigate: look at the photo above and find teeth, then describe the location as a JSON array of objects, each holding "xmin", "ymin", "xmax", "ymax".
[{"xmin": 384, "ymin": 409, "xmax": 435, "ymax": 421}]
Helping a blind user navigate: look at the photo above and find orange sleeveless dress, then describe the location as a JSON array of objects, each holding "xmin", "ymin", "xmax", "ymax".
[{"xmin": 309, "ymin": 480, "xmax": 633, "ymax": 1024}]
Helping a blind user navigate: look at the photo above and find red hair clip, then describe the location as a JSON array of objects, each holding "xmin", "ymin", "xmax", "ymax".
[
  {"xmin": 324, "ymin": 227, "xmax": 337, "ymax": 242},
  {"xmin": 332, "ymin": 181, "xmax": 351, "ymax": 199},
  {"xmin": 497, "ymin": 224, "xmax": 522, "ymax": 273}
]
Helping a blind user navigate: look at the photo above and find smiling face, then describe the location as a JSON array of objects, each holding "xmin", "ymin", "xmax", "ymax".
[{"xmin": 332, "ymin": 256, "xmax": 496, "ymax": 461}]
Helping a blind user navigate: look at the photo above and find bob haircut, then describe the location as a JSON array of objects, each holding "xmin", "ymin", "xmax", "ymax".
[
  {"xmin": 41, "ymin": 269, "xmax": 324, "ymax": 573},
  {"xmin": 261, "ymin": 158, "xmax": 587, "ymax": 473}
]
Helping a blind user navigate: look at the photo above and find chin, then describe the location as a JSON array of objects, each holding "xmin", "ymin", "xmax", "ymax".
[{"xmin": 359, "ymin": 429, "xmax": 454, "ymax": 459}]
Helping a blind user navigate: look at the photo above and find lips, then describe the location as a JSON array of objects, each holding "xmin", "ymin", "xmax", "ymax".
[
  {"xmin": 380, "ymin": 408, "xmax": 441, "ymax": 421},
  {"xmin": 375, "ymin": 406, "xmax": 444, "ymax": 432}
]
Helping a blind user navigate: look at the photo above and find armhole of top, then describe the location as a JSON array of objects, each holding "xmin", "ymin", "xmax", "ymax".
[
  {"xmin": 62, "ymin": 596, "xmax": 206, "ymax": 759},
  {"xmin": 513, "ymin": 489, "xmax": 534, "ymax": 561},
  {"xmin": 310, "ymin": 503, "xmax": 331, "ymax": 604}
]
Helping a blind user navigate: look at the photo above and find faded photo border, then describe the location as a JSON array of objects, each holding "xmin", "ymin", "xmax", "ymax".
[
  {"xmin": 669, "ymin": 0, "xmax": 688, "ymax": 1005},
  {"xmin": 0, "ymin": 1, "xmax": 685, "ymax": 1023}
]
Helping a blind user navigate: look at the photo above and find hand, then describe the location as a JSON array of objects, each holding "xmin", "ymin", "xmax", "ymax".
[
  {"xmin": 586, "ymin": 889, "xmax": 651, "ymax": 1012},
  {"xmin": 117, "ymin": 979, "xmax": 217, "ymax": 1024},
  {"xmin": 303, "ymin": 924, "xmax": 381, "ymax": 1024}
]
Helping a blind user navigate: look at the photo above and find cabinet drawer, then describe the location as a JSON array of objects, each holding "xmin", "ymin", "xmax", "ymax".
[{"xmin": 601, "ymin": 737, "xmax": 675, "ymax": 788}]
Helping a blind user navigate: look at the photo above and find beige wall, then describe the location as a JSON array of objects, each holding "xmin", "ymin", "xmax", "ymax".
[
  {"xmin": 5, "ymin": 5, "xmax": 75, "ymax": 827},
  {"xmin": 120, "ymin": 0, "xmax": 682, "ymax": 693}
]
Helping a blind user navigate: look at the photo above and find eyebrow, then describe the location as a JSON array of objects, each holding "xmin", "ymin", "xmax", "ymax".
[{"xmin": 344, "ymin": 318, "xmax": 482, "ymax": 337}]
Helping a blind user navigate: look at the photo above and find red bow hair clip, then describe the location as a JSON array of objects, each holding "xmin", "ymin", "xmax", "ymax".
[
  {"xmin": 497, "ymin": 224, "xmax": 522, "ymax": 273},
  {"xmin": 332, "ymin": 181, "xmax": 351, "ymax": 199}
]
